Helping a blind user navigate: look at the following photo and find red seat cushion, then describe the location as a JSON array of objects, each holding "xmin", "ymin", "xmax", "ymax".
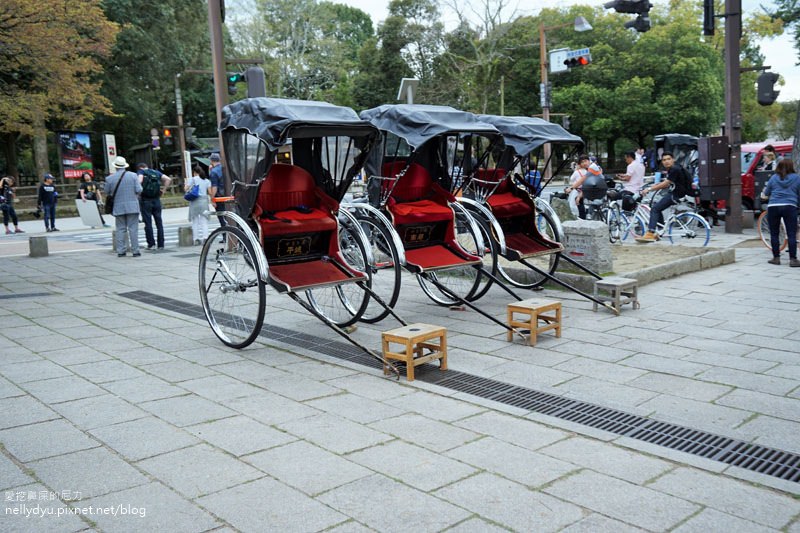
[
  {"xmin": 389, "ymin": 199, "xmax": 453, "ymax": 225},
  {"xmin": 256, "ymin": 164, "xmax": 338, "ymax": 236},
  {"xmin": 487, "ymin": 192, "xmax": 531, "ymax": 218},
  {"xmin": 382, "ymin": 162, "xmax": 454, "ymax": 224}
]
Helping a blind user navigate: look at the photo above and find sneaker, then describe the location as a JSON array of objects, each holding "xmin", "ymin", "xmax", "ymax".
[
  {"xmin": 768, "ymin": 257, "xmax": 781, "ymax": 265},
  {"xmin": 157, "ymin": 246, "xmax": 165, "ymax": 251},
  {"xmin": 103, "ymin": 224, "xmax": 111, "ymax": 227},
  {"xmin": 117, "ymin": 253, "xmax": 126, "ymax": 257},
  {"xmin": 4, "ymin": 229, "xmax": 11, "ymax": 235},
  {"xmin": 146, "ymin": 245, "xmax": 155, "ymax": 250},
  {"xmin": 45, "ymin": 228, "xmax": 51, "ymax": 232},
  {"xmin": 14, "ymin": 228, "xmax": 24, "ymax": 233},
  {"xmin": 791, "ymin": 258, "xmax": 800, "ymax": 268},
  {"xmin": 51, "ymin": 228, "xmax": 59, "ymax": 232},
  {"xmin": 132, "ymin": 252, "xmax": 141, "ymax": 257},
  {"xmin": 635, "ymin": 231, "xmax": 658, "ymax": 243}
]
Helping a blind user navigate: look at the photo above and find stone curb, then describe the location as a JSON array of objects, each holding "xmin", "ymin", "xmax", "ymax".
[{"xmin": 504, "ymin": 248, "xmax": 736, "ymax": 293}]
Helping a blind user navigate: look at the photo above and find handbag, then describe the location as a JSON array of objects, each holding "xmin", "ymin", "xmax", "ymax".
[
  {"xmin": 104, "ymin": 171, "xmax": 125, "ymax": 215},
  {"xmin": 184, "ymin": 183, "xmax": 200, "ymax": 202}
]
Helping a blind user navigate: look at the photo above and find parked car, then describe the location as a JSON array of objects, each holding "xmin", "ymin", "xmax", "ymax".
[{"xmin": 740, "ymin": 140, "xmax": 793, "ymax": 210}]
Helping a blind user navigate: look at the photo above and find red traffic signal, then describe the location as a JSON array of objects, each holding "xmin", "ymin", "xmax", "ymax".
[
  {"xmin": 163, "ymin": 128, "xmax": 172, "ymax": 138},
  {"xmin": 563, "ymin": 49, "xmax": 592, "ymax": 69}
]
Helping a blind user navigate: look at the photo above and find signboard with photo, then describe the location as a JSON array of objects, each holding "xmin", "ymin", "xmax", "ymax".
[{"xmin": 57, "ymin": 131, "xmax": 93, "ymax": 179}]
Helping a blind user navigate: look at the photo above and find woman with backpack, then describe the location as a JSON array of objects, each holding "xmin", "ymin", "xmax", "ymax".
[{"xmin": 185, "ymin": 165, "xmax": 212, "ymax": 245}]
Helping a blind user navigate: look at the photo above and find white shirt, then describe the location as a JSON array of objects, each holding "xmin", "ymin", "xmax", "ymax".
[
  {"xmin": 189, "ymin": 176, "xmax": 212, "ymax": 197},
  {"xmin": 569, "ymin": 168, "xmax": 586, "ymax": 188},
  {"xmin": 624, "ymin": 160, "xmax": 645, "ymax": 193}
]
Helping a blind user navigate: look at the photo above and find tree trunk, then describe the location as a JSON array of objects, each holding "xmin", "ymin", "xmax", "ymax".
[
  {"xmin": 32, "ymin": 111, "xmax": 50, "ymax": 182},
  {"xmin": 2, "ymin": 133, "xmax": 19, "ymax": 178},
  {"xmin": 606, "ymin": 138, "xmax": 616, "ymax": 171}
]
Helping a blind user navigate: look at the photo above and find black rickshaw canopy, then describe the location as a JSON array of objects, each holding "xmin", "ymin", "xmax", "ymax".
[
  {"xmin": 221, "ymin": 97, "xmax": 378, "ymax": 152},
  {"xmin": 360, "ymin": 104, "xmax": 501, "ymax": 150},
  {"xmin": 477, "ymin": 115, "xmax": 583, "ymax": 156}
]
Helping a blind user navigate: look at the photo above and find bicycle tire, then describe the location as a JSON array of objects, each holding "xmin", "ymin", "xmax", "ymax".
[
  {"xmin": 757, "ymin": 210, "xmax": 788, "ymax": 252},
  {"xmin": 667, "ymin": 212, "xmax": 711, "ymax": 246}
]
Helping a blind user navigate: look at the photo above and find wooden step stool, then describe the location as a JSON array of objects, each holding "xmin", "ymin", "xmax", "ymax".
[
  {"xmin": 506, "ymin": 298, "xmax": 562, "ymax": 346},
  {"xmin": 593, "ymin": 276, "xmax": 640, "ymax": 314},
  {"xmin": 381, "ymin": 323, "xmax": 447, "ymax": 382}
]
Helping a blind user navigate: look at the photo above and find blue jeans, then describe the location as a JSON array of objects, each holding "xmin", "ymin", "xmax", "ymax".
[
  {"xmin": 648, "ymin": 193, "xmax": 678, "ymax": 232},
  {"xmin": 42, "ymin": 203, "xmax": 56, "ymax": 230},
  {"xmin": 141, "ymin": 198, "xmax": 164, "ymax": 248},
  {"xmin": 768, "ymin": 204, "xmax": 798, "ymax": 259}
]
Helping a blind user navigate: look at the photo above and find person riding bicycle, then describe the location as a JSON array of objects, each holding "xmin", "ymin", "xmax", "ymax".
[
  {"xmin": 616, "ymin": 151, "xmax": 645, "ymax": 213},
  {"xmin": 636, "ymin": 152, "xmax": 691, "ymax": 243}
]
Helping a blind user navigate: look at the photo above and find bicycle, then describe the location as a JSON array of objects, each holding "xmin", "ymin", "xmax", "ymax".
[
  {"xmin": 582, "ymin": 187, "xmax": 629, "ymax": 243},
  {"xmin": 627, "ymin": 191, "xmax": 711, "ymax": 246},
  {"xmin": 757, "ymin": 209, "xmax": 799, "ymax": 251}
]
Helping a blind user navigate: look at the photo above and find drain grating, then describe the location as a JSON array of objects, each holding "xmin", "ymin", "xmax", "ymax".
[
  {"xmin": 0, "ymin": 292, "xmax": 52, "ymax": 300},
  {"xmin": 120, "ymin": 290, "xmax": 800, "ymax": 484}
]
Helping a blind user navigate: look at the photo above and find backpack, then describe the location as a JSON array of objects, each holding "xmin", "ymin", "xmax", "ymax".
[{"xmin": 141, "ymin": 169, "xmax": 162, "ymax": 199}]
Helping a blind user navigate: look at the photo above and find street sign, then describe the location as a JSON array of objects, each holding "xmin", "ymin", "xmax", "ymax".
[{"xmin": 549, "ymin": 48, "xmax": 569, "ymax": 74}]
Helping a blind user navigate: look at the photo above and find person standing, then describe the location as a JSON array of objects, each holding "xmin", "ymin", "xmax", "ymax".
[
  {"xmin": 185, "ymin": 165, "xmax": 212, "ymax": 245},
  {"xmin": 105, "ymin": 156, "xmax": 143, "ymax": 257},
  {"xmin": 762, "ymin": 158, "xmax": 800, "ymax": 266},
  {"xmin": 136, "ymin": 162, "xmax": 172, "ymax": 250},
  {"xmin": 636, "ymin": 152, "xmax": 691, "ymax": 243},
  {"xmin": 617, "ymin": 151, "xmax": 645, "ymax": 194},
  {"xmin": 208, "ymin": 153, "xmax": 227, "ymax": 227},
  {"xmin": 37, "ymin": 173, "xmax": 59, "ymax": 232},
  {"xmin": 78, "ymin": 171, "xmax": 109, "ymax": 227},
  {"xmin": 1, "ymin": 176, "xmax": 24, "ymax": 234}
]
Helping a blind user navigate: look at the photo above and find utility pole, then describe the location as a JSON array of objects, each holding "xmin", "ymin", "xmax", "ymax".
[
  {"xmin": 724, "ymin": 0, "xmax": 742, "ymax": 233},
  {"xmin": 208, "ymin": 0, "xmax": 230, "ymax": 195},
  {"xmin": 175, "ymin": 74, "xmax": 188, "ymax": 182}
]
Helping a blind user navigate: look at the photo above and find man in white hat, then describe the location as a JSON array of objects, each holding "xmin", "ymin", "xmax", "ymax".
[{"xmin": 104, "ymin": 156, "xmax": 143, "ymax": 257}]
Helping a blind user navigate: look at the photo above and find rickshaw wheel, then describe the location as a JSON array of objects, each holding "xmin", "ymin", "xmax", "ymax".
[
  {"xmin": 354, "ymin": 215, "xmax": 401, "ymax": 323},
  {"xmin": 496, "ymin": 210, "xmax": 561, "ymax": 290},
  {"xmin": 304, "ymin": 223, "xmax": 370, "ymax": 328},
  {"xmin": 199, "ymin": 226, "xmax": 266, "ymax": 349},
  {"xmin": 466, "ymin": 216, "xmax": 497, "ymax": 302},
  {"xmin": 416, "ymin": 212, "xmax": 484, "ymax": 306}
]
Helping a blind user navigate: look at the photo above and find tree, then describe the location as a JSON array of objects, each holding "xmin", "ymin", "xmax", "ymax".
[
  {"xmin": 0, "ymin": 0, "xmax": 118, "ymax": 177},
  {"xmin": 94, "ymin": 0, "xmax": 212, "ymax": 155}
]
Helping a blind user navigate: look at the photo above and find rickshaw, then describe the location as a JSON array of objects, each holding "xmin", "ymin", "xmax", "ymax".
[
  {"xmin": 457, "ymin": 114, "xmax": 618, "ymax": 313},
  {"xmin": 199, "ymin": 97, "xmax": 405, "ymax": 371},
  {"xmin": 347, "ymin": 104, "xmax": 527, "ymax": 334}
]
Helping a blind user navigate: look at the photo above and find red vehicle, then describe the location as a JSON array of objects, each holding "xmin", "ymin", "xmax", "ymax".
[{"xmin": 741, "ymin": 140, "xmax": 793, "ymax": 210}]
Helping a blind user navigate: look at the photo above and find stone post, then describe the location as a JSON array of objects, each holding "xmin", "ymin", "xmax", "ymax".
[{"xmin": 561, "ymin": 220, "xmax": 612, "ymax": 274}]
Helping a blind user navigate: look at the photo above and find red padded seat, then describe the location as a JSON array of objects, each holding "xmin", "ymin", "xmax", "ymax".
[
  {"xmin": 487, "ymin": 192, "xmax": 532, "ymax": 218},
  {"xmin": 383, "ymin": 162, "xmax": 453, "ymax": 225},
  {"xmin": 256, "ymin": 164, "xmax": 337, "ymax": 236}
]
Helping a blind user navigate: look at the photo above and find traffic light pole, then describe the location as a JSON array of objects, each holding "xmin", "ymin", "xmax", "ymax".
[
  {"xmin": 175, "ymin": 74, "xmax": 188, "ymax": 183},
  {"xmin": 724, "ymin": 0, "xmax": 742, "ymax": 233},
  {"xmin": 539, "ymin": 23, "xmax": 552, "ymax": 180}
]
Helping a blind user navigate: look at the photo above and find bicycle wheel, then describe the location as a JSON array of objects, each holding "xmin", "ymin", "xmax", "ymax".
[
  {"xmin": 621, "ymin": 213, "xmax": 647, "ymax": 242},
  {"xmin": 667, "ymin": 212, "xmax": 711, "ymax": 246},
  {"xmin": 200, "ymin": 226, "xmax": 265, "ymax": 349},
  {"xmin": 757, "ymin": 210, "xmax": 788, "ymax": 251},
  {"xmin": 354, "ymin": 214, "xmax": 401, "ymax": 323},
  {"xmin": 606, "ymin": 205, "xmax": 626, "ymax": 243},
  {"xmin": 305, "ymin": 224, "xmax": 371, "ymax": 327},
  {"xmin": 416, "ymin": 211, "xmax": 484, "ymax": 306},
  {"xmin": 497, "ymin": 210, "xmax": 561, "ymax": 289}
]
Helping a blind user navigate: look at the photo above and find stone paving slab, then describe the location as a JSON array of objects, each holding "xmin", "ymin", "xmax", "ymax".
[{"xmin": 2, "ymin": 226, "xmax": 800, "ymax": 531}]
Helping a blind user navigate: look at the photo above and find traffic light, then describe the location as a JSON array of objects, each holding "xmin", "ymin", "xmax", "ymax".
[
  {"xmin": 703, "ymin": 0, "xmax": 714, "ymax": 36},
  {"xmin": 227, "ymin": 72, "xmax": 244, "ymax": 95},
  {"xmin": 163, "ymin": 128, "xmax": 173, "ymax": 145},
  {"xmin": 757, "ymin": 72, "xmax": 780, "ymax": 106},
  {"xmin": 604, "ymin": 0, "xmax": 652, "ymax": 32},
  {"xmin": 624, "ymin": 15, "xmax": 651, "ymax": 32},
  {"xmin": 563, "ymin": 48, "xmax": 592, "ymax": 69}
]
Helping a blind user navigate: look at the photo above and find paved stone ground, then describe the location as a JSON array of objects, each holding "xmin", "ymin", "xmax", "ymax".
[{"xmin": 1, "ymin": 212, "xmax": 799, "ymax": 532}]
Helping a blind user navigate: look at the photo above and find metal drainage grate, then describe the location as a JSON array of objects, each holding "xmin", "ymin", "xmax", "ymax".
[
  {"xmin": 120, "ymin": 290, "xmax": 800, "ymax": 484},
  {"xmin": 0, "ymin": 292, "xmax": 52, "ymax": 300}
]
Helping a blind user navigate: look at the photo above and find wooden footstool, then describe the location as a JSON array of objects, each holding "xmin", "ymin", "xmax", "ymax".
[
  {"xmin": 506, "ymin": 298, "xmax": 562, "ymax": 346},
  {"xmin": 381, "ymin": 323, "xmax": 447, "ymax": 382},
  {"xmin": 593, "ymin": 276, "xmax": 640, "ymax": 314}
]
